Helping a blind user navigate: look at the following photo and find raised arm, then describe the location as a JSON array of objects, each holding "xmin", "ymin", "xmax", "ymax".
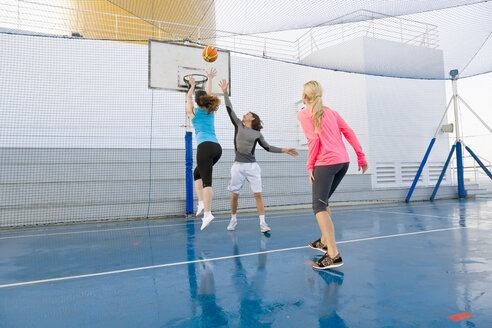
[
  {"xmin": 186, "ymin": 76, "xmax": 196, "ymax": 120},
  {"xmin": 205, "ymin": 68, "xmax": 217, "ymax": 95},
  {"xmin": 219, "ymin": 79, "xmax": 243, "ymax": 127}
]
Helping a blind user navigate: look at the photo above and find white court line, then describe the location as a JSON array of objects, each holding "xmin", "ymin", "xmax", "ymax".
[
  {"xmin": 0, "ymin": 226, "xmax": 468, "ymax": 288},
  {"xmin": 0, "ymin": 201, "xmax": 466, "ymax": 240},
  {"xmin": 0, "ymin": 209, "xmax": 320, "ymax": 240},
  {"xmin": 0, "ymin": 221, "xmax": 203, "ymax": 240},
  {"xmin": 0, "ymin": 215, "xmax": 282, "ymax": 240}
]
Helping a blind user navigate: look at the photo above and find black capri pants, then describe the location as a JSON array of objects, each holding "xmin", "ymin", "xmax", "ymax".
[
  {"xmin": 312, "ymin": 162, "xmax": 349, "ymax": 214},
  {"xmin": 193, "ymin": 141, "xmax": 222, "ymax": 188}
]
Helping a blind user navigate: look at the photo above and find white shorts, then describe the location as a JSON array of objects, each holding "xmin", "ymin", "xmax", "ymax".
[{"xmin": 228, "ymin": 162, "xmax": 263, "ymax": 194}]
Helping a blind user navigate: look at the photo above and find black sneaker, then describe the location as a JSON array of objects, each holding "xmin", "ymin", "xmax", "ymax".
[
  {"xmin": 308, "ymin": 238, "xmax": 328, "ymax": 253},
  {"xmin": 312, "ymin": 253, "xmax": 343, "ymax": 270}
]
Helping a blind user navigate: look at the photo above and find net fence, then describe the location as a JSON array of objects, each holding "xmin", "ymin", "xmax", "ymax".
[
  {"xmin": 1, "ymin": 1, "xmax": 491, "ymax": 228},
  {"xmin": 0, "ymin": 0, "xmax": 491, "ymax": 78}
]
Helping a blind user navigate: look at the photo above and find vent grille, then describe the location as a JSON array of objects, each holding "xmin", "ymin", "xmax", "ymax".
[
  {"xmin": 429, "ymin": 163, "xmax": 445, "ymax": 182},
  {"xmin": 401, "ymin": 163, "xmax": 422, "ymax": 183},
  {"xmin": 376, "ymin": 163, "xmax": 396, "ymax": 184}
]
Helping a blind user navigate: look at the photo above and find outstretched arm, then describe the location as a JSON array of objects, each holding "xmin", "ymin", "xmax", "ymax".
[
  {"xmin": 186, "ymin": 76, "xmax": 196, "ymax": 120},
  {"xmin": 282, "ymin": 148, "xmax": 299, "ymax": 156},
  {"xmin": 219, "ymin": 79, "xmax": 243, "ymax": 127},
  {"xmin": 257, "ymin": 134, "xmax": 298, "ymax": 156},
  {"xmin": 257, "ymin": 133, "xmax": 283, "ymax": 153},
  {"xmin": 257, "ymin": 131, "xmax": 299, "ymax": 156},
  {"xmin": 206, "ymin": 68, "xmax": 217, "ymax": 95}
]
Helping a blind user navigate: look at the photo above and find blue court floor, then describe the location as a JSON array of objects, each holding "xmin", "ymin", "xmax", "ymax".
[{"xmin": 1, "ymin": 199, "xmax": 492, "ymax": 327}]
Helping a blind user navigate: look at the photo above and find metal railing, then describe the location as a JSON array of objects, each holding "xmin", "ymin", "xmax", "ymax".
[
  {"xmin": 296, "ymin": 11, "xmax": 438, "ymax": 61},
  {"xmin": 449, "ymin": 154, "xmax": 492, "ymax": 186},
  {"xmin": 0, "ymin": 0, "xmax": 440, "ymax": 63}
]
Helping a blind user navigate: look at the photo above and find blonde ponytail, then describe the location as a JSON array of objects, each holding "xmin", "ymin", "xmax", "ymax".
[{"xmin": 303, "ymin": 81, "xmax": 324, "ymax": 132}]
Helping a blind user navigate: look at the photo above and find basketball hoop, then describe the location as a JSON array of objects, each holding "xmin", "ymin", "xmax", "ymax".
[{"xmin": 183, "ymin": 74, "xmax": 208, "ymax": 90}]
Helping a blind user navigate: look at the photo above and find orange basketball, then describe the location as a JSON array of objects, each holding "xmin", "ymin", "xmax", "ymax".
[{"xmin": 202, "ymin": 45, "xmax": 218, "ymax": 62}]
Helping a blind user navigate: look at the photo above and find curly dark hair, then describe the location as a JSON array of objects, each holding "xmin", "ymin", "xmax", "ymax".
[
  {"xmin": 250, "ymin": 112, "xmax": 263, "ymax": 131},
  {"xmin": 195, "ymin": 90, "xmax": 220, "ymax": 115}
]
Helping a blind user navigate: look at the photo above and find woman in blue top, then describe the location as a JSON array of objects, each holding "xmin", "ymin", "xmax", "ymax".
[{"xmin": 186, "ymin": 68, "xmax": 222, "ymax": 230}]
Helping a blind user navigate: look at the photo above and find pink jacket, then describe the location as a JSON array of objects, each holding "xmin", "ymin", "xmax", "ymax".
[{"xmin": 297, "ymin": 106, "xmax": 367, "ymax": 172}]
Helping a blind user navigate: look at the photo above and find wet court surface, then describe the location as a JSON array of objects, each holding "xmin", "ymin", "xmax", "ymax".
[{"xmin": 1, "ymin": 199, "xmax": 491, "ymax": 327}]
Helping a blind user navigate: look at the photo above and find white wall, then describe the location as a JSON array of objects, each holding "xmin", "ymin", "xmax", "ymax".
[
  {"xmin": 301, "ymin": 36, "xmax": 445, "ymax": 79},
  {"xmin": 222, "ymin": 54, "xmax": 369, "ymax": 177},
  {"xmin": 363, "ymin": 37, "xmax": 449, "ymax": 187},
  {"xmin": 300, "ymin": 37, "xmax": 366, "ymax": 74},
  {"xmin": 300, "ymin": 36, "xmax": 450, "ymax": 187},
  {"xmin": 0, "ymin": 33, "xmax": 369, "ymax": 176},
  {"xmin": 1, "ymin": 33, "xmax": 449, "ymax": 184}
]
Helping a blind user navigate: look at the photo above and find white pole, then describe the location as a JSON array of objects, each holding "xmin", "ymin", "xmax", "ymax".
[
  {"xmin": 452, "ymin": 78, "xmax": 461, "ymax": 141},
  {"xmin": 17, "ymin": 0, "xmax": 20, "ymax": 29},
  {"xmin": 310, "ymin": 31, "xmax": 313, "ymax": 54},
  {"xmin": 433, "ymin": 97, "xmax": 454, "ymax": 137},
  {"xmin": 474, "ymin": 160, "xmax": 477, "ymax": 183},
  {"xmin": 458, "ymin": 95, "xmax": 492, "ymax": 134},
  {"xmin": 297, "ymin": 39, "xmax": 300, "ymax": 62},
  {"xmin": 186, "ymin": 95, "xmax": 192, "ymax": 133},
  {"xmin": 400, "ymin": 18, "xmax": 403, "ymax": 43}
]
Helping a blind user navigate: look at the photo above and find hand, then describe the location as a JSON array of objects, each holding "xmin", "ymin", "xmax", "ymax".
[
  {"xmin": 283, "ymin": 148, "xmax": 299, "ymax": 156},
  {"xmin": 206, "ymin": 68, "xmax": 217, "ymax": 80},
  {"xmin": 188, "ymin": 75, "xmax": 196, "ymax": 87},
  {"xmin": 309, "ymin": 171, "xmax": 315, "ymax": 185},
  {"xmin": 358, "ymin": 164, "xmax": 368, "ymax": 174},
  {"xmin": 218, "ymin": 79, "xmax": 228, "ymax": 93}
]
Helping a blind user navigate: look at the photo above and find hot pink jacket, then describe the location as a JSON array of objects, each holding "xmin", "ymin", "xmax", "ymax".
[{"xmin": 297, "ymin": 106, "xmax": 367, "ymax": 172}]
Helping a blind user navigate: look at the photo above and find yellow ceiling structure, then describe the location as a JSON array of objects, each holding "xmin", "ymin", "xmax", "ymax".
[{"xmin": 65, "ymin": 0, "xmax": 216, "ymax": 42}]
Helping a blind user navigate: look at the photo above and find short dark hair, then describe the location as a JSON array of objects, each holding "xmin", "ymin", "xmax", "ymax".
[{"xmin": 250, "ymin": 112, "xmax": 263, "ymax": 131}]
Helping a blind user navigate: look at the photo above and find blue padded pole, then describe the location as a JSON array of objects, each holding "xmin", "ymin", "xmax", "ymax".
[
  {"xmin": 465, "ymin": 145, "xmax": 492, "ymax": 180},
  {"xmin": 456, "ymin": 141, "xmax": 467, "ymax": 198},
  {"xmin": 449, "ymin": 75, "xmax": 467, "ymax": 198},
  {"xmin": 430, "ymin": 144, "xmax": 456, "ymax": 201},
  {"xmin": 185, "ymin": 131, "xmax": 194, "ymax": 215},
  {"xmin": 406, "ymin": 138, "xmax": 436, "ymax": 202}
]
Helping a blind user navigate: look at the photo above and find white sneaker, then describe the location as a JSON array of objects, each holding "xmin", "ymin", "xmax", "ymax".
[
  {"xmin": 201, "ymin": 213, "xmax": 215, "ymax": 230},
  {"xmin": 227, "ymin": 219, "xmax": 237, "ymax": 231},
  {"xmin": 196, "ymin": 202, "xmax": 204, "ymax": 216},
  {"xmin": 260, "ymin": 222, "xmax": 271, "ymax": 233}
]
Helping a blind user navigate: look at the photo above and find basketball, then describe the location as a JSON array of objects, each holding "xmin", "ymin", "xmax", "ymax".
[{"xmin": 202, "ymin": 45, "xmax": 218, "ymax": 62}]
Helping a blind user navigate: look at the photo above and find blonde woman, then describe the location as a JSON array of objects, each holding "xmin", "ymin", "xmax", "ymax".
[{"xmin": 298, "ymin": 80, "xmax": 368, "ymax": 270}]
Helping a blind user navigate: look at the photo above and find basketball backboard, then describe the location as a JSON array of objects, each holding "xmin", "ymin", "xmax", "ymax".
[{"xmin": 149, "ymin": 40, "xmax": 231, "ymax": 95}]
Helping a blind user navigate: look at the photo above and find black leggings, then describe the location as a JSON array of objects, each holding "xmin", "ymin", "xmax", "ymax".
[
  {"xmin": 194, "ymin": 141, "xmax": 222, "ymax": 188},
  {"xmin": 312, "ymin": 163, "xmax": 349, "ymax": 214}
]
